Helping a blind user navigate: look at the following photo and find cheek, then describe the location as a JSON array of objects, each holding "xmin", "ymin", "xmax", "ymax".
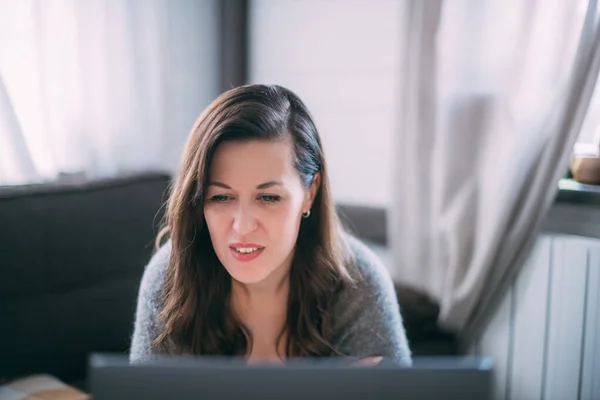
[
  {"xmin": 203, "ymin": 208, "xmax": 229, "ymax": 242},
  {"xmin": 264, "ymin": 203, "xmax": 302, "ymax": 246}
]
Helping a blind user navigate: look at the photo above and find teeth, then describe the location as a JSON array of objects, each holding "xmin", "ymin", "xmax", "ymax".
[{"xmin": 235, "ymin": 247, "xmax": 259, "ymax": 254}]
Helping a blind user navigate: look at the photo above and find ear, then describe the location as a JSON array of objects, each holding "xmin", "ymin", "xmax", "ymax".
[{"xmin": 304, "ymin": 172, "xmax": 321, "ymax": 211}]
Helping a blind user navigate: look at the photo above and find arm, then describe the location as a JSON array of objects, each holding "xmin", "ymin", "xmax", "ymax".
[
  {"xmin": 129, "ymin": 242, "xmax": 171, "ymax": 364},
  {"xmin": 333, "ymin": 237, "xmax": 412, "ymax": 366}
]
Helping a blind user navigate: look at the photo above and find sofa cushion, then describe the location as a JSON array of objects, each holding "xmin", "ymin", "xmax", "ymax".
[{"xmin": 0, "ymin": 172, "xmax": 171, "ymax": 384}]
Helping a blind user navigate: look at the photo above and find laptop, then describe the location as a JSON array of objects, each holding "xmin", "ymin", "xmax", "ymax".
[{"xmin": 89, "ymin": 354, "xmax": 493, "ymax": 400}]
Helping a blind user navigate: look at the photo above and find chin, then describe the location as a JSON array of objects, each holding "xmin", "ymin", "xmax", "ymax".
[
  {"xmin": 228, "ymin": 270, "xmax": 272, "ymax": 285},
  {"xmin": 224, "ymin": 262, "xmax": 273, "ymax": 285}
]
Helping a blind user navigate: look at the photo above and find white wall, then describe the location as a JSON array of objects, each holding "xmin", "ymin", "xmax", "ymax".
[
  {"xmin": 468, "ymin": 233, "xmax": 600, "ymax": 400},
  {"xmin": 249, "ymin": 0, "xmax": 402, "ymax": 206}
]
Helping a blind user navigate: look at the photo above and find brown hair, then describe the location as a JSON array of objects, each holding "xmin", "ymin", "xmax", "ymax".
[{"xmin": 154, "ymin": 84, "xmax": 354, "ymax": 358}]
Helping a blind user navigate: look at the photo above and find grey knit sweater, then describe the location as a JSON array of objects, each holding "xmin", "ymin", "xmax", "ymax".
[{"xmin": 129, "ymin": 235, "xmax": 412, "ymax": 366}]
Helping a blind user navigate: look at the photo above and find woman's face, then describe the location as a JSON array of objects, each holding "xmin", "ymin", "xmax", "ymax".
[{"xmin": 204, "ymin": 139, "xmax": 318, "ymax": 288}]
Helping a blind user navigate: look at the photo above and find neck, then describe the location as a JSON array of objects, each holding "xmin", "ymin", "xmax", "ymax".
[
  {"xmin": 232, "ymin": 269, "xmax": 290, "ymax": 303},
  {"xmin": 230, "ymin": 263, "xmax": 292, "ymax": 330},
  {"xmin": 230, "ymin": 265, "xmax": 291, "ymax": 360}
]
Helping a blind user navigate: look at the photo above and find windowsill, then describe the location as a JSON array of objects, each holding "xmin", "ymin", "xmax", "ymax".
[
  {"xmin": 556, "ymin": 178, "xmax": 600, "ymax": 205},
  {"xmin": 543, "ymin": 179, "xmax": 600, "ymax": 239},
  {"xmin": 337, "ymin": 180, "xmax": 600, "ymax": 246}
]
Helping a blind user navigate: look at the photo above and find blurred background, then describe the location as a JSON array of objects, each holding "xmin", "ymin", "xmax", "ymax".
[{"xmin": 1, "ymin": 1, "xmax": 600, "ymax": 399}]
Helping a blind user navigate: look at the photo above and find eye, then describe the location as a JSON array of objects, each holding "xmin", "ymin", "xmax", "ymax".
[
  {"xmin": 259, "ymin": 194, "xmax": 281, "ymax": 204},
  {"xmin": 209, "ymin": 194, "xmax": 231, "ymax": 204}
]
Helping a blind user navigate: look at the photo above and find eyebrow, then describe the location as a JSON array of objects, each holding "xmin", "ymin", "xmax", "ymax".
[
  {"xmin": 256, "ymin": 180, "xmax": 284, "ymax": 189},
  {"xmin": 208, "ymin": 181, "xmax": 284, "ymax": 190}
]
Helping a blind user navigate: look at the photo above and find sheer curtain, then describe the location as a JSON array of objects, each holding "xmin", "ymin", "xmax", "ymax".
[
  {"xmin": 0, "ymin": 0, "xmax": 219, "ymax": 185},
  {"xmin": 391, "ymin": 0, "xmax": 600, "ymax": 331}
]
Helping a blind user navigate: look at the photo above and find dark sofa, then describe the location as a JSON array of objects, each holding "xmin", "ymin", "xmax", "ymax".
[
  {"xmin": 0, "ymin": 172, "xmax": 170, "ymax": 387},
  {"xmin": 0, "ymin": 172, "xmax": 455, "ymax": 388}
]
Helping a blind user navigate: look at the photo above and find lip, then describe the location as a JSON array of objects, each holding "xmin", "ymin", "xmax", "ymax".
[{"xmin": 229, "ymin": 243, "xmax": 265, "ymax": 262}]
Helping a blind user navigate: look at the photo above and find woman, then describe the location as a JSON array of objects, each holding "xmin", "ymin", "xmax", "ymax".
[{"xmin": 130, "ymin": 84, "xmax": 411, "ymax": 365}]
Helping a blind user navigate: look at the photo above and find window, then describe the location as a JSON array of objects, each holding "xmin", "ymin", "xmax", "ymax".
[{"xmin": 574, "ymin": 77, "xmax": 600, "ymax": 156}]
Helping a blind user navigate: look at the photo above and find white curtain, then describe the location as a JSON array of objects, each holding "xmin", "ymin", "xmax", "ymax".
[
  {"xmin": 0, "ymin": 0, "xmax": 219, "ymax": 185},
  {"xmin": 391, "ymin": 0, "xmax": 600, "ymax": 331}
]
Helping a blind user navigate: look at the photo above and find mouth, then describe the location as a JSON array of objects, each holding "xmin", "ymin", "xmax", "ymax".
[{"xmin": 229, "ymin": 243, "xmax": 265, "ymax": 262}]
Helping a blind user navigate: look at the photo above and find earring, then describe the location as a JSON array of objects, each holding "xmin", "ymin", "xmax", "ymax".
[{"xmin": 302, "ymin": 209, "xmax": 311, "ymax": 219}]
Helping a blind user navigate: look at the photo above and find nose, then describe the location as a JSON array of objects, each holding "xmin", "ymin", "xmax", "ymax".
[{"xmin": 232, "ymin": 203, "xmax": 258, "ymax": 235}]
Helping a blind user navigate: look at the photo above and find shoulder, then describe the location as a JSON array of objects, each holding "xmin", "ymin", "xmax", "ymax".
[
  {"xmin": 138, "ymin": 241, "xmax": 172, "ymax": 309},
  {"xmin": 344, "ymin": 234, "xmax": 396, "ymax": 299},
  {"xmin": 332, "ymin": 234, "xmax": 412, "ymax": 365},
  {"xmin": 130, "ymin": 240, "xmax": 173, "ymax": 363}
]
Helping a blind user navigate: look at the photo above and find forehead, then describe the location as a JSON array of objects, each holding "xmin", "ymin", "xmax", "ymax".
[{"xmin": 208, "ymin": 139, "xmax": 297, "ymax": 182}]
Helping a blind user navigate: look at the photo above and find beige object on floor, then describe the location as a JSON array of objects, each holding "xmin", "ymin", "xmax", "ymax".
[{"xmin": 0, "ymin": 375, "xmax": 89, "ymax": 400}]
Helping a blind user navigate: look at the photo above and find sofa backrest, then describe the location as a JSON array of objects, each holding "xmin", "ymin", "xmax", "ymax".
[{"xmin": 0, "ymin": 172, "xmax": 171, "ymax": 383}]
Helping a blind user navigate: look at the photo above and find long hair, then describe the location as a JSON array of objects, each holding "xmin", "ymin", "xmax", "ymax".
[{"xmin": 154, "ymin": 84, "xmax": 354, "ymax": 358}]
